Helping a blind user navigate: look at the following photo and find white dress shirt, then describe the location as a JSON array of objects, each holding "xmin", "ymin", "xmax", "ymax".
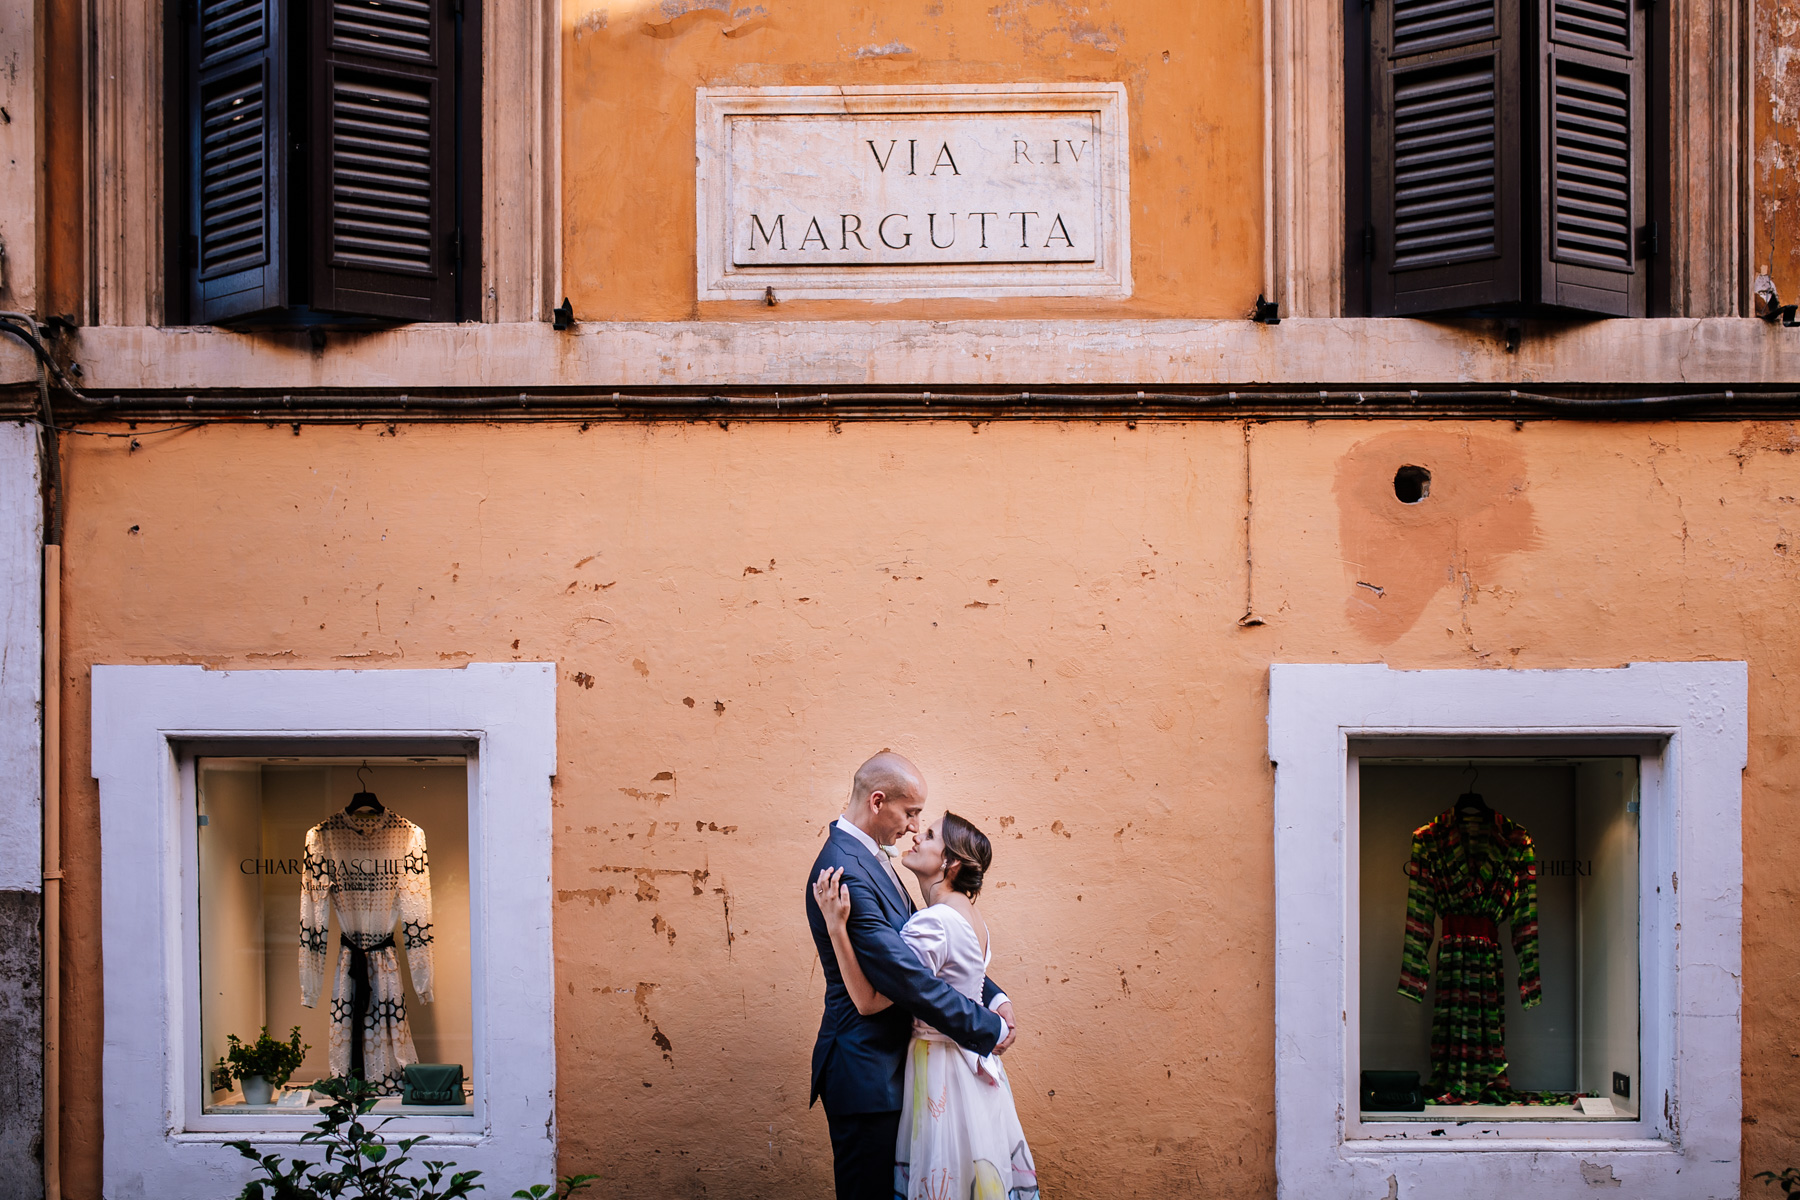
[{"xmin": 833, "ymin": 815, "xmax": 1011, "ymax": 1017}]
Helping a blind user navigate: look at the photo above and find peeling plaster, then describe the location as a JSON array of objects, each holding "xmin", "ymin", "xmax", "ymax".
[
  {"xmin": 1578, "ymin": 1160, "xmax": 1622, "ymax": 1188},
  {"xmin": 1756, "ymin": 0, "xmax": 1800, "ymax": 291}
]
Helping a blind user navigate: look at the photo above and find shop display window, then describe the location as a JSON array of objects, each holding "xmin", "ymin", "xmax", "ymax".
[
  {"xmin": 1358, "ymin": 757, "xmax": 1639, "ymax": 1122},
  {"xmin": 198, "ymin": 757, "xmax": 474, "ymax": 1116}
]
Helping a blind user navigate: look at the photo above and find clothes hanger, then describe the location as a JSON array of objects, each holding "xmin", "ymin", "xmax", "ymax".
[
  {"xmin": 344, "ymin": 763, "xmax": 385, "ymax": 815},
  {"xmin": 1453, "ymin": 762, "xmax": 1491, "ymax": 818}
]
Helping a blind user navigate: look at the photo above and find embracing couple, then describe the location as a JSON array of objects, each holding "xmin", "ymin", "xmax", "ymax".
[{"xmin": 804, "ymin": 751, "xmax": 1040, "ymax": 1200}]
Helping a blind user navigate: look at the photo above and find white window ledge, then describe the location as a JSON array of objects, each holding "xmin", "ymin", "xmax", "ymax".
[
  {"xmin": 3, "ymin": 317, "xmax": 1794, "ymax": 395},
  {"xmin": 91, "ymin": 664, "xmax": 557, "ymax": 1199},
  {"xmin": 1268, "ymin": 662, "xmax": 1744, "ymax": 1199}
]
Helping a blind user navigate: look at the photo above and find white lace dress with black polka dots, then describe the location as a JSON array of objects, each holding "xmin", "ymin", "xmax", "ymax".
[{"xmin": 299, "ymin": 810, "xmax": 436, "ymax": 1095}]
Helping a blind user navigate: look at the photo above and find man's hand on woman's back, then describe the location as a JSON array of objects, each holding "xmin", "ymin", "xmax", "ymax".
[{"xmin": 993, "ymin": 1001, "xmax": 1018, "ymax": 1054}]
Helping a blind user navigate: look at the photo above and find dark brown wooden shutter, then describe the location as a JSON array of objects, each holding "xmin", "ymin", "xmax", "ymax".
[
  {"xmin": 307, "ymin": 0, "xmax": 459, "ymax": 320},
  {"xmin": 1370, "ymin": 0, "xmax": 1524, "ymax": 314},
  {"xmin": 1535, "ymin": 0, "xmax": 1644, "ymax": 314},
  {"xmin": 187, "ymin": 0, "xmax": 288, "ymax": 322}
]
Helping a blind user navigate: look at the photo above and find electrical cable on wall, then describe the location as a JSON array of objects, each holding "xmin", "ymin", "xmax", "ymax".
[
  {"xmin": 0, "ymin": 313, "xmax": 70, "ymax": 547},
  {"xmin": 7, "ymin": 387, "xmax": 1797, "ymax": 424}
]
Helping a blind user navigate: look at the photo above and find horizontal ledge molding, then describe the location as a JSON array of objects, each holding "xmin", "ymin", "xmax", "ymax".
[
  {"xmin": 13, "ymin": 388, "xmax": 1800, "ymax": 424},
  {"xmin": 3, "ymin": 318, "xmax": 1796, "ymax": 393}
]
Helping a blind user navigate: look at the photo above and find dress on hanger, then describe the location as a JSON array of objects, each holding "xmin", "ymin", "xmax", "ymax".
[
  {"xmin": 299, "ymin": 809, "xmax": 436, "ymax": 1095},
  {"xmin": 1397, "ymin": 806, "xmax": 1541, "ymax": 1104},
  {"xmin": 894, "ymin": 904, "xmax": 1040, "ymax": 1200}
]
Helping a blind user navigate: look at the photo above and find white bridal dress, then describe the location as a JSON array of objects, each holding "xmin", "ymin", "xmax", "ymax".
[{"xmin": 895, "ymin": 904, "xmax": 1041, "ymax": 1200}]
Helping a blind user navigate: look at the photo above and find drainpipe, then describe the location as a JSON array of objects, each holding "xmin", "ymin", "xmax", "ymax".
[{"xmin": 42, "ymin": 542, "xmax": 60, "ymax": 1200}]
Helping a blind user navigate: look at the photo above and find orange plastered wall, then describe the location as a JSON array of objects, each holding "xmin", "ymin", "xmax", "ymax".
[
  {"xmin": 560, "ymin": 0, "xmax": 1264, "ymax": 320},
  {"xmin": 1756, "ymin": 0, "xmax": 1800, "ymax": 294},
  {"xmin": 50, "ymin": 419, "xmax": 1800, "ymax": 1197}
]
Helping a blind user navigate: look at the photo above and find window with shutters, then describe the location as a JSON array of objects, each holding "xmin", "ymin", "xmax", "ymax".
[
  {"xmin": 170, "ymin": 0, "xmax": 481, "ymax": 326},
  {"xmin": 1344, "ymin": 0, "xmax": 1666, "ymax": 317}
]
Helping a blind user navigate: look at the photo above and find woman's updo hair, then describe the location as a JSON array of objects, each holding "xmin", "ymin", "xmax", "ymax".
[{"xmin": 940, "ymin": 812, "xmax": 993, "ymax": 898}]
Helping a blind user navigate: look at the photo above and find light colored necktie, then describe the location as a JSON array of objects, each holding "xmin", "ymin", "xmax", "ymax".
[{"xmin": 876, "ymin": 847, "xmax": 913, "ymax": 909}]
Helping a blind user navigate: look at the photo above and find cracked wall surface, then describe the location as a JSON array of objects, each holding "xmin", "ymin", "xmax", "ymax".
[
  {"xmin": 0, "ymin": 891, "xmax": 43, "ymax": 1200},
  {"xmin": 1756, "ymin": 0, "xmax": 1800, "ymax": 296},
  {"xmin": 41, "ymin": 417, "xmax": 1800, "ymax": 1196}
]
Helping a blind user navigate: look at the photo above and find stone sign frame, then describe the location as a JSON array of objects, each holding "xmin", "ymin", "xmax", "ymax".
[{"xmin": 696, "ymin": 84, "xmax": 1131, "ymax": 302}]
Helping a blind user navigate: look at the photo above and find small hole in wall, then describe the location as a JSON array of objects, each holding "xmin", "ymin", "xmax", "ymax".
[{"xmin": 1393, "ymin": 465, "xmax": 1431, "ymax": 504}]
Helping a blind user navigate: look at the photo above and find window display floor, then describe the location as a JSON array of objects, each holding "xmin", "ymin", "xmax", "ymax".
[
  {"xmin": 1362, "ymin": 1103, "xmax": 1638, "ymax": 1122},
  {"xmin": 207, "ymin": 1094, "xmax": 475, "ymax": 1117}
]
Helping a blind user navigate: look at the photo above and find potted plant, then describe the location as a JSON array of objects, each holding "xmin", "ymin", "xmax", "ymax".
[{"xmin": 213, "ymin": 1025, "xmax": 308, "ymax": 1106}]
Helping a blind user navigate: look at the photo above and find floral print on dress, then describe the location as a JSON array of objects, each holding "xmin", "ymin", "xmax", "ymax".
[
  {"xmin": 894, "ymin": 905, "xmax": 1041, "ymax": 1200},
  {"xmin": 299, "ymin": 810, "xmax": 435, "ymax": 1095}
]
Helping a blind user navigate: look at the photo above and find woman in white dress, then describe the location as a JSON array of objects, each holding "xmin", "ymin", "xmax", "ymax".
[{"xmin": 814, "ymin": 812, "xmax": 1041, "ymax": 1200}]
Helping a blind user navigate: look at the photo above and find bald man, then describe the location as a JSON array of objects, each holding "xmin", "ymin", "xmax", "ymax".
[{"xmin": 803, "ymin": 752, "xmax": 1016, "ymax": 1200}]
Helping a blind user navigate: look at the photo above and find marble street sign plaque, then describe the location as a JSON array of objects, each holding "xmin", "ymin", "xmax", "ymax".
[{"xmin": 696, "ymin": 85, "xmax": 1130, "ymax": 301}]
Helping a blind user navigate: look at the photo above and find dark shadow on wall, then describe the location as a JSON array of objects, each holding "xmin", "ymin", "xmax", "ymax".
[{"xmin": 0, "ymin": 889, "xmax": 44, "ymax": 1200}]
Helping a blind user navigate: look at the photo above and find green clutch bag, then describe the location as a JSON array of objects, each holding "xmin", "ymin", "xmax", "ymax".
[{"xmin": 401, "ymin": 1063, "xmax": 465, "ymax": 1105}]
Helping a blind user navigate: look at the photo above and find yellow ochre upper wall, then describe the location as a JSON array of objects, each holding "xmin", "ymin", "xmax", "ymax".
[{"xmin": 560, "ymin": 0, "xmax": 1264, "ymax": 321}]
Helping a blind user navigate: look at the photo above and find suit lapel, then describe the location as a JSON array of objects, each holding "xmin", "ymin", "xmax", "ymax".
[{"xmin": 836, "ymin": 828, "xmax": 909, "ymax": 924}]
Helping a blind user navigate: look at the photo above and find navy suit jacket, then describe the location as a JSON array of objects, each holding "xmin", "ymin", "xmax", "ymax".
[{"xmin": 806, "ymin": 824, "xmax": 1007, "ymax": 1115}]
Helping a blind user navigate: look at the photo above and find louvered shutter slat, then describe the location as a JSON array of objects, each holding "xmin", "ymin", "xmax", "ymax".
[
  {"xmin": 1535, "ymin": 0, "xmax": 1643, "ymax": 312},
  {"xmin": 1549, "ymin": 0, "xmax": 1631, "ymax": 53},
  {"xmin": 308, "ymin": 0, "xmax": 462, "ymax": 319},
  {"xmin": 187, "ymin": 0, "xmax": 288, "ymax": 321},
  {"xmin": 1548, "ymin": 58, "xmax": 1633, "ymax": 271},
  {"xmin": 1392, "ymin": 0, "xmax": 1497, "ymax": 56},
  {"xmin": 198, "ymin": 0, "xmax": 265, "ymax": 66},
  {"xmin": 196, "ymin": 73, "xmax": 268, "ymax": 274},
  {"xmin": 1387, "ymin": 58, "xmax": 1507, "ymax": 267},
  {"xmin": 1369, "ymin": 0, "xmax": 1523, "ymax": 314},
  {"xmin": 332, "ymin": 0, "xmax": 436, "ymax": 62},
  {"xmin": 330, "ymin": 75, "xmax": 434, "ymax": 274}
]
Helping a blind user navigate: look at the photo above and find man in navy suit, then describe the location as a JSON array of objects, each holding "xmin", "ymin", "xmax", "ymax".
[{"xmin": 804, "ymin": 751, "xmax": 1017, "ymax": 1200}]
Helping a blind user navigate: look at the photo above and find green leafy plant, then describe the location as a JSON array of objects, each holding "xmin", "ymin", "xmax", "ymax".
[
  {"xmin": 227, "ymin": 1076, "xmax": 600, "ymax": 1200},
  {"xmin": 511, "ymin": 1175, "xmax": 600, "ymax": 1200},
  {"xmin": 1759, "ymin": 1167, "xmax": 1800, "ymax": 1197},
  {"xmin": 230, "ymin": 1075, "xmax": 482, "ymax": 1199},
  {"xmin": 214, "ymin": 1026, "xmax": 310, "ymax": 1092}
]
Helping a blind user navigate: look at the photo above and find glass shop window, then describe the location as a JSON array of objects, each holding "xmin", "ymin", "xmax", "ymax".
[
  {"xmin": 1358, "ymin": 757, "xmax": 1640, "ymax": 1122},
  {"xmin": 197, "ymin": 758, "xmax": 473, "ymax": 1114}
]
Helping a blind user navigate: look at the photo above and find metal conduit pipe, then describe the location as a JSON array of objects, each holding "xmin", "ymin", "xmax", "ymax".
[
  {"xmin": 41, "ymin": 388, "xmax": 1800, "ymax": 419},
  {"xmin": 42, "ymin": 544, "xmax": 60, "ymax": 1200}
]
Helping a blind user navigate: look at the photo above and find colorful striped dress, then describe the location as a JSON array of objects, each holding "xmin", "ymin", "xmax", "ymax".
[{"xmin": 1397, "ymin": 807, "xmax": 1541, "ymax": 1104}]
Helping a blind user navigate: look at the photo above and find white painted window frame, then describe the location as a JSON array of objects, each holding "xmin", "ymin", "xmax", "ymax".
[
  {"xmin": 1268, "ymin": 661, "xmax": 1744, "ymax": 1199},
  {"xmin": 91, "ymin": 663, "xmax": 557, "ymax": 1197}
]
